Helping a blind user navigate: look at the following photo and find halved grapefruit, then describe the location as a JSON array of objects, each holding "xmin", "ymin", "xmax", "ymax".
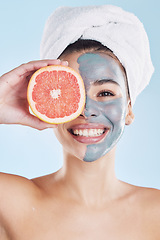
[{"xmin": 27, "ymin": 65, "xmax": 85, "ymax": 124}]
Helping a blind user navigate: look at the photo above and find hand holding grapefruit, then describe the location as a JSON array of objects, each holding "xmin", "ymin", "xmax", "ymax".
[
  {"xmin": 0, "ymin": 59, "xmax": 69, "ymax": 129},
  {"xmin": 27, "ymin": 65, "xmax": 86, "ymax": 124}
]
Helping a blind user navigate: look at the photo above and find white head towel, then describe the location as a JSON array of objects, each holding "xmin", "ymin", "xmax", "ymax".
[{"xmin": 40, "ymin": 5, "xmax": 154, "ymax": 105}]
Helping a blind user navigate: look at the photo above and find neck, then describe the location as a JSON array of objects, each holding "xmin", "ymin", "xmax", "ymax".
[{"xmin": 56, "ymin": 147, "xmax": 132, "ymax": 207}]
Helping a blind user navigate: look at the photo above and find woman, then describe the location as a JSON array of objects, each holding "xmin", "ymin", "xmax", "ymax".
[{"xmin": 0, "ymin": 5, "xmax": 160, "ymax": 240}]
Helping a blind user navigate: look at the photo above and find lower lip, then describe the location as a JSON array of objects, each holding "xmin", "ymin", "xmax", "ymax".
[{"xmin": 69, "ymin": 130, "xmax": 109, "ymax": 144}]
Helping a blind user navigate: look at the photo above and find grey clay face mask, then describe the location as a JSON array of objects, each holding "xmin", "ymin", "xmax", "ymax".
[{"xmin": 77, "ymin": 52, "xmax": 128, "ymax": 162}]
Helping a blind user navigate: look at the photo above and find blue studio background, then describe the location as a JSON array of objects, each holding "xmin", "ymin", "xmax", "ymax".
[{"xmin": 0, "ymin": 0, "xmax": 160, "ymax": 189}]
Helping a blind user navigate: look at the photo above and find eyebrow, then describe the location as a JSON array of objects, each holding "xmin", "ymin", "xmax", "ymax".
[{"xmin": 93, "ymin": 79, "xmax": 120, "ymax": 86}]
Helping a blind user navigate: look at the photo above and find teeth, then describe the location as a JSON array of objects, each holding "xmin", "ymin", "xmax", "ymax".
[{"xmin": 72, "ymin": 129, "xmax": 105, "ymax": 137}]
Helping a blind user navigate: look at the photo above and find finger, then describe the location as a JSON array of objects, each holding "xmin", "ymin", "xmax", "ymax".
[
  {"xmin": 11, "ymin": 59, "xmax": 61, "ymax": 77},
  {"xmin": 19, "ymin": 113, "xmax": 58, "ymax": 130},
  {"xmin": 60, "ymin": 61, "xmax": 69, "ymax": 66},
  {"xmin": 16, "ymin": 59, "xmax": 69, "ymax": 76},
  {"xmin": 14, "ymin": 59, "xmax": 69, "ymax": 77},
  {"xmin": 24, "ymin": 60, "xmax": 69, "ymax": 82},
  {"xmin": 1, "ymin": 59, "xmax": 62, "ymax": 85},
  {"xmin": 1, "ymin": 59, "xmax": 69, "ymax": 86}
]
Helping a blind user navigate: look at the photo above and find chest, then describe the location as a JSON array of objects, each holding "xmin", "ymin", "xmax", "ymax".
[{"xmin": 9, "ymin": 206, "xmax": 159, "ymax": 240}]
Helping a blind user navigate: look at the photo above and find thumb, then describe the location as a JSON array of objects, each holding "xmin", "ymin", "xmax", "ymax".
[{"xmin": 20, "ymin": 114, "xmax": 58, "ymax": 130}]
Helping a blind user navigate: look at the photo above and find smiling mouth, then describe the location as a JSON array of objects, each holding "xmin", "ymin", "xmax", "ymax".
[
  {"xmin": 69, "ymin": 128, "xmax": 107, "ymax": 137},
  {"xmin": 68, "ymin": 127, "xmax": 109, "ymax": 144}
]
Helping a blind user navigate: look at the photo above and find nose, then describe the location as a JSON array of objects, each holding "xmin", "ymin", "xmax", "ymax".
[{"xmin": 80, "ymin": 96, "xmax": 99, "ymax": 118}]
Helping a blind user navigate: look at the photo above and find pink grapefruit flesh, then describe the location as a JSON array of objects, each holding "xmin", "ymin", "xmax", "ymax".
[{"xmin": 27, "ymin": 65, "xmax": 86, "ymax": 124}]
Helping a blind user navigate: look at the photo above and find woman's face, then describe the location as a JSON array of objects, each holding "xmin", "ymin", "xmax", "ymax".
[{"xmin": 54, "ymin": 51, "xmax": 129, "ymax": 162}]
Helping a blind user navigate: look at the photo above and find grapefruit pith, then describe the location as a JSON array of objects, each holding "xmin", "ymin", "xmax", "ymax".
[{"xmin": 27, "ymin": 65, "xmax": 86, "ymax": 124}]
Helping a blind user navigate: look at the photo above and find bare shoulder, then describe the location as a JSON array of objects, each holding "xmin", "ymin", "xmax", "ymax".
[
  {"xmin": 137, "ymin": 186, "xmax": 160, "ymax": 206},
  {"xmin": 0, "ymin": 172, "xmax": 42, "ymax": 222},
  {"xmin": 0, "ymin": 172, "xmax": 59, "ymax": 239},
  {"xmin": 135, "ymin": 186, "xmax": 160, "ymax": 235}
]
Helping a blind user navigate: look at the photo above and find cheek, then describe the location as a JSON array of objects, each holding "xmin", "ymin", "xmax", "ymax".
[
  {"xmin": 103, "ymin": 101, "xmax": 125, "ymax": 123},
  {"xmin": 54, "ymin": 126, "xmax": 73, "ymax": 148},
  {"xmin": 53, "ymin": 127, "xmax": 65, "ymax": 145},
  {"xmin": 53, "ymin": 126, "xmax": 87, "ymax": 160}
]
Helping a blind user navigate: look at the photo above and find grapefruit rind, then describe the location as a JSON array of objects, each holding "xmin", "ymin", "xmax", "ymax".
[{"xmin": 27, "ymin": 65, "xmax": 86, "ymax": 124}]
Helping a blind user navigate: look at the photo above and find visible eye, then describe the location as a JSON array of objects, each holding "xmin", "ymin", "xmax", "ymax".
[{"xmin": 97, "ymin": 90, "xmax": 115, "ymax": 97}]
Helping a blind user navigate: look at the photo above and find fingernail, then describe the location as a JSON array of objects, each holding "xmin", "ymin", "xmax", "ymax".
[{"xmin": 62, "ymin": 61, "xmax": 69, "ymax": 66}]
